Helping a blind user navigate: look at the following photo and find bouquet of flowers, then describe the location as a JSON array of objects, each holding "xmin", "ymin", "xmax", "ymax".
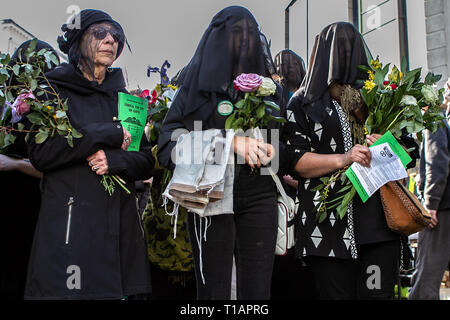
[
  {"xmin": 313, "ymin": 56, "xmax": 446, "ymax": 223},
  {"xmin": 0, "ymin": 39, "xmax": 81, "ymax": 152},
  {"xmin": 225, "ymin": 73, "xmax": 285, "ymax": 133},
  {"xmin": 143, "ymin": 60, "xmax": 177, "ymax": 144},
  {"xmin": 141, "ymin": 60, "xmax": 178, "ymax": 190}
]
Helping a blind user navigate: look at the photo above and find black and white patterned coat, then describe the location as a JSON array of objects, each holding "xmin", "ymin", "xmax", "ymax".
[{"xmin": 283, "ymin": 95, "xmax": 399, "ymax": 260}]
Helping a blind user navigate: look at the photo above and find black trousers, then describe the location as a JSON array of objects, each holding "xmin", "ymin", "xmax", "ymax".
[
  {"xmin": 305, "ymin": 240, "xmax": 400, "ymax": 300},
  {"xmin": 187, "ymin": 170, "xmax": 277, "ymax": 300}
]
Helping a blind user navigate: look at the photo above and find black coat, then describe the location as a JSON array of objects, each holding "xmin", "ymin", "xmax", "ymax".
[{"xmin": 24, "ymin": 63, "xmax": 154, "ymax": 299}]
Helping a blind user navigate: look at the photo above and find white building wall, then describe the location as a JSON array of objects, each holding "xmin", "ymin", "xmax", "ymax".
[{"xmin": 424, "ymin": 0, "xmax": 450, "ymax": 87}]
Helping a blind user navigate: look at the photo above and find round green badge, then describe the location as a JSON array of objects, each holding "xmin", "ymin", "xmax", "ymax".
[{"xmin": 217, "ymin": 100, "xmax": 234, "ymax": 116}]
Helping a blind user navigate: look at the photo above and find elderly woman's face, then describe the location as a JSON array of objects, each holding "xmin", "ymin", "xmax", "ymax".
[{"xmin": 81, "ymin": 22, "xmax": 121, "ymax": 67}]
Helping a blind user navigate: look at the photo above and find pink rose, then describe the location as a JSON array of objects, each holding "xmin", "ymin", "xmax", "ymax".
[
  {"xmin": 13, "ymin": 92, "xmax": 35, "ymax": 116},
  {"xmin": 233, "ymin": 73, "xmax": 262, "ymax": 92}
]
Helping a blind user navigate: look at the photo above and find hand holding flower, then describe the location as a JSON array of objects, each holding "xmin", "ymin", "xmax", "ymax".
[{"xmin": 366, "ymin": 134, "xmax": 382, "ymax": 147}]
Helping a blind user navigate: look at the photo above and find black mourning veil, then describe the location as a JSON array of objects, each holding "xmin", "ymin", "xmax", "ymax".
[
  {"xmin": 274, "ymin": 49, "xmax": 306, "ymax": 93},
  {"xmin": 297, "ymin": 22, "xmax": 372, "ymax": 123},
  {"xmin": 75, "ymin": 22, "xmax": 125, "ymax": 80},
  {"xmin": 175, "ymin": 6, "xmax": 268, "ymax": 123}
]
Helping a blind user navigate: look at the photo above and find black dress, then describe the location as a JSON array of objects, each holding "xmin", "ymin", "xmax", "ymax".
[{"xmin": 24, "ymin": 63, "xmax": 154, "ymax": 299}]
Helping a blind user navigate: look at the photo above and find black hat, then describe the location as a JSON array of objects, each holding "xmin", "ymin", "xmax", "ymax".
[{"xmin": 57, "ymin": 9, "xmax": 125, "ymax": 60}]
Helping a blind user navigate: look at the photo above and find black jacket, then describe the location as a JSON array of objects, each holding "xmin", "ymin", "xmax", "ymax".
[
  {"xmin": 419, "ymin": 111, "xmax": 450, "ymax": 211},
  {"xmin": 24, "ymin": 63, "xmax": 154, "ymax": 299}
]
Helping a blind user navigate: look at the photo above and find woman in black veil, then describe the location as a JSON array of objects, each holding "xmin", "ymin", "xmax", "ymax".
[
  {"xmin": 284, "ymin": 22, "xmax": 411, "ymax": 299},
  {"xmin": 271, "ymin": 49, "xmax": 318, "ymax": 300},
  {"xmin": 275, "ymin": 49, "xmax": 307, "ymax": 112},
  {"xmin": 158, "ymin": 6, "xmax": 284, "ymax": 300}
]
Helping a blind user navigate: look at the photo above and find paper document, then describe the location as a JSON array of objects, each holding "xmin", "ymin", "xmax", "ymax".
[
  {"xmin": 345, "ymin": 131, "xmax": 413, "ymax": 203},
  {"xmin": 118, "ymin": 92, "xmax": 148, "ymax": 151}
]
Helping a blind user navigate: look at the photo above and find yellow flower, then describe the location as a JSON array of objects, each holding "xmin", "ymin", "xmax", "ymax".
[
  {"xmin": 368, "ymin": 71, "xmax": 375, "ymax": 81},
  {"xmin": 167, "ymin": 84, "xmax": 178, "ymax": 91},
  {"xmin": 364, "ymin": 80, "xmax": 376, "ymax": 92},
  {"xmin": 370, "ymin": 57, "xmax": 381, "ymax": 70},
  {"xmin": 52, "ymin": 114, "xmax": 57, "ymax": 120},
  {"xmin": 364, "ymin": 127, "xmax": 369, "ymax": 135},
  {"xmin": 46, "ymin": 106, "xmax": 52, "ymax": 110},
  {"xmin": 155, "ymin": 84, "xmax": 161, "ymax": 94}
]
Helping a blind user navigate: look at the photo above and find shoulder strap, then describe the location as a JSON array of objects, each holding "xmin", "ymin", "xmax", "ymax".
[{"xmin": 267, "ymin": 167, "xmax": 294, "ymax": 212}]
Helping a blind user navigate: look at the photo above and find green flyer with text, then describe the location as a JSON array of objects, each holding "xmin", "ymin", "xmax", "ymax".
[
  {"xmin": 118, "ymin": 92, "xmax": 147, "ymax": 152},
  {"xmin": 345, "ymin": 131, "xmax": 413, "ymax": 203}
]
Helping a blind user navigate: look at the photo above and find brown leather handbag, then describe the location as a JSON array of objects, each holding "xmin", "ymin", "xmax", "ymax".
[{"xmin": 380, "ymin": 180, "xmax": 431, "ymax": 236}]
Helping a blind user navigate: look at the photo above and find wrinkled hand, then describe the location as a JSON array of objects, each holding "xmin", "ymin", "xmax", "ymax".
[
  {"xmin": 343, "ymin": 144, "xmax": 372, "ymax": 168},
  {"xmin": 366, "ymin": 134, "xmax": 382, "ymax": 147},
  {"xmin": 121, "ymin": 127, "xmax": 132, "ymax": 151},
  {"xmin": 428, "ymin": 209, "xmax": 438, "ymax": 228},
  {"xmin": 87, "ymin": 150, "xmax": 109, "ymax": 175},
  {"xmin": 0, "ymin": 154, "xmax": 18, "ymax": 171}
]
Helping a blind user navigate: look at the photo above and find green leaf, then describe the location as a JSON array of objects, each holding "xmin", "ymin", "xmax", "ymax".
[
  {"xmin": 30, "ymin": 79, "xmax": 37, "ymax": 91},
  {"xmin": 13, "ymin": 64, "xmax": 20, "ymax": 76},
  {"xmin": 57, "ymin": 123, "xmax": 68, "ymax": 131},
  {"xmin": 225, "ymin": 112, "xmax": 236, "ymax": 130},
  {"xmin": 17, "ymin": 123, "xmax": 25, "ymax": 131},
  {"xmin": 318, "ymin": 211, "xmax": 328, "ymax": 224},
  {"xmin": 49, "ymin": 54, "xmax": 60, "ymax": 66},
  {"xmin": 248, "ymin": 95, "xmax": 261, "ymax": 105},
  {"xmin": 26, "ymin": 112, "xmax": 43, "ymax": 124},
  {"xmin": 35, "ymin": 131, "xmax": 49, "ymax": 144},
  {"xmin": 311, "ymin": 184, "xmax": 325, "ymax": 192},
  {"xmin": 256, "ymin": 104, "xmax": 265, "ymax": 119},
  {"xmin": 71, "ymin": 128, "xmax": 83, "ymax": 138},
  {"xmin": 263, "ymin": 100, "xmax": 280, "ymax": 112},
  {"xmin": 66, "ymin": 135, "xmax": 74, "ymax": 148},
  {"xmin": 235, "ymin": 99, "xmax": 245, "ymax": 109}
]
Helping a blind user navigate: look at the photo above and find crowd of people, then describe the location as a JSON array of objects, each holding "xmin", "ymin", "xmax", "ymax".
[{"xmin": 0, "ymin": 6, "xmax": 448, "ymax": 301}]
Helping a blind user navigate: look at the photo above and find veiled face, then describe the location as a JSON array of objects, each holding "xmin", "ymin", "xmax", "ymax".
[
  {"xmin": 80, "ymin": 22, "xmax": 120, "ymax": 68},
  {"xmin": 229, "ymin": 18, "xmax": 258, "ymax": 78}
]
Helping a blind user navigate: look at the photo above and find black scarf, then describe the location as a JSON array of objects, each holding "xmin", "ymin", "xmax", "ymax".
[
  {"xmin": 175, "ymin": 6, "xmax": 268, "ymax": 124},
  {"xmin": 297, "ymin": 22, "xmax": 371, "ymax": 123}
]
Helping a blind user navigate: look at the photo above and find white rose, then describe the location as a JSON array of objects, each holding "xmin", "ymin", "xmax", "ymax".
[{"xmin": 256, "ymin": 77, "xmax": 277, "ymax": 96}]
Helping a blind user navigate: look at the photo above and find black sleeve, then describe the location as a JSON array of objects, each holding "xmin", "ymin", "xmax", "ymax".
[
  {"xmin": 28, "ymin": 121, "xmax": 124, "ymax": 172},
  {"xmin": 104, "ymin": 132, "xmax": 155, "ymax": 182},
  {"xmin": 422, "ymin": 125, "xmax": 450, "ymax": 210},
  {"xmin": 281, "ymin": 96, "xmax": 314, "ymax": 178},
  {"xmin": 157, "ymin": 87, "xmax": 189, "ymax": 170}
]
